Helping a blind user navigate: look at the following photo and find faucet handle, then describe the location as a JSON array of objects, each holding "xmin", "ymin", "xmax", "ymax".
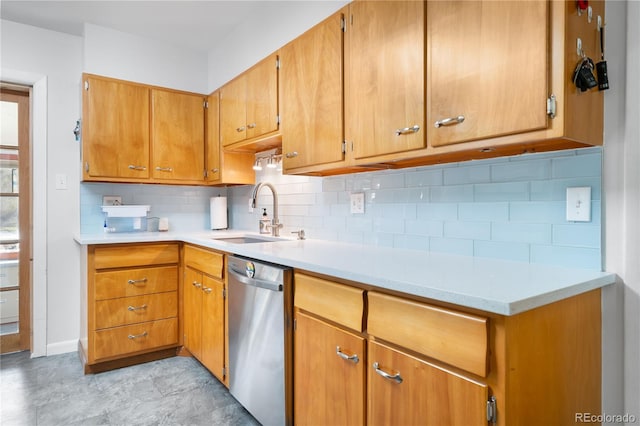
[{"xmin": 291, "ymin": 229, "xmax": 306, "ymax": 240}]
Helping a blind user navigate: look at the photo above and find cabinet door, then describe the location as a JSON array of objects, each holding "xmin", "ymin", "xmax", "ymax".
[
  {"xmin": 246, "ymin": 53, "xmax": 279, "ymax": 140},
  {"xmin": 427, "ymin": 1, "xmax": 549, "ymax": 147},
  {"xmin": 348, "ymin": 1, "xmax": 425, "ymax": 160},
  {"xmin": 368, "ymin": 341, "xmax": 488, "ymax": 426},
  {"xmin": 206, "ymin": 91, "xmax": 221, "ymax": 182},
  {"xmin": 183, "ymin": 267, "xmax": 202, "ymax": 359},
  {"xmin": 152, "ymin": 90, "xmax": 205, "ymax": 181},
  {"xmin": 220, "ymin": 74, "xmax": 247, "ymax": 146},
  {"xmin": 281, "ymin": 9, "xmax": 345, "ymax": 171},
  {"xmin": 82, "ymin": 76, "xmax": 150, "ymax": 179},
  {"xmin": 201, "ymin": 275, "xmax": 225, "ymax": 382},
  {"xmin": 294, "ymin": 311, "xmax": 365, "ymax": 426}
]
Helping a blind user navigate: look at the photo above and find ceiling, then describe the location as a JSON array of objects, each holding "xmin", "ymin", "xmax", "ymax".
[{"xmin": 0, "ymin": 1, "xmax": 295, "ymax": 52}]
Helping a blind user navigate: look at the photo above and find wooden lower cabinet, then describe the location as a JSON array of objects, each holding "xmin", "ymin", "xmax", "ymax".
[
  {"xmin": 294, "ymin": 312, "xmax": 365, "ymax": 426},
  {"xmin": 292, "ymin": 272, "xmax": 602, "ymax": 426},
  {"xmin": 368, "ymin": 340, "xmax": 488, "ymax": 426},
  {"xmin": 183, "ymin": 244, "xmax": 227, "ymax": 385},
  {"xmin": 80, "ymin": 243, "xmax": 180, "ymax": 373}
]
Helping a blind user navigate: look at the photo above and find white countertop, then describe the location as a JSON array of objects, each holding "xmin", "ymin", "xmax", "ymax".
[{"xmin": 74, "ymin": 230, "xmax": 616, "ymax": 316}]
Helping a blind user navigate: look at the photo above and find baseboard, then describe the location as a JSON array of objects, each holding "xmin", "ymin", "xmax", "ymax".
[{"xmin": 46, "ymin": 339, "xmax": 78, "ymax": 356}]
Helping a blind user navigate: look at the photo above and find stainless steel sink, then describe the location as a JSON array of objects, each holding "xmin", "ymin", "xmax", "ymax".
[{"xmin": 213, "ymin": 236, "xmax": 277, "ymax": 244}]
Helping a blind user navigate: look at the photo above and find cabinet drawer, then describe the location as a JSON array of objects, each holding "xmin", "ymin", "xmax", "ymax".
[
  {"xmin": 294, "ymin": 273, "xmax": 364, "ymax": 332},
  {"xmin": 368, "ymin": 292, "xmax": 488, "ymax": 377},
  {"xmin": 368, "ymin": 340, "xmax": 488, "ymax": 426},
  {"xmin": 93, "ymin": 317, "xmax": 178, "ymax": 361},
  {"xmin": 184, "ymin": 245, "xmax": 224, "ymax": 278},
  {"xmin": 93, "ymin": 243, "xmax": 179, "ymax": 269},
  {"xmin": 94, "ymin": 266, "xmax": 178, "ymax": 300},
  {"xmin": 94, "ymin": 291, "xmax": 177, "ymax": 329}
]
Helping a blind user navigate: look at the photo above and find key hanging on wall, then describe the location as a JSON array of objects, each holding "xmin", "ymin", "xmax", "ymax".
[{"xmin": 596, "ymin": 16, "xmax": 610, "ymax": 91}]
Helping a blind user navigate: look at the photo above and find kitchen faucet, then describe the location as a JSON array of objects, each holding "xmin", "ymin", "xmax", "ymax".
[{"xmin": 251, "ymin": 182, "xmax": 283, "ymax": 237}]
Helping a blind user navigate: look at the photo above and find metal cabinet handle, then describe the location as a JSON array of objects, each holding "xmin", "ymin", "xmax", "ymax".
[
  {"xmin": 247, "ymin": 123, "xmax": 257, "ymax": 129},
  {"xmin": 336, "ymin": 346, "xmax": 359, "ymax": 364},
  {"xmin": 155, "ymin": 166, "xmax": 173, "ymax": 172},
  {"xmin": 211, "ymin": 168, "xmax": 219, "ymax": 173},
  {"xmin": 192, "ymin": 281, "xmax": 202, "ymax": 288},
  {"xmin": 236, "ymin": 126, "xmax": 246, "ymax": 132},
  {"xmin": 127, "ymin": 278, "xmax": 148, "ymax": 285},
  {"xmin": 434, "ymin": 115, "xmax": 465, "ymax": 128},
  {"xmin": 128, "ymin": 331, "xmax": 148, "ymax": 339},
  {"xmin": 128, "ymin": 165, "xmax": 147, "ymax": 171},
  {"xmin": 373, "ymin": 362, "xmax": 403, "ymax": 384},
  {"xmin": 395, "ymin": 124, "xmax": 421, "ymax": 136},
  {"xmin": 127, "ymin": 304, "xmax": 147, "ymax": 311},
  {"xmin": 285, "ymin": 151, "xmax": 298, "ymax": 158},
  {"xmin": 203, "ymin": 287, "xmax": 212, "ymax": 294}
]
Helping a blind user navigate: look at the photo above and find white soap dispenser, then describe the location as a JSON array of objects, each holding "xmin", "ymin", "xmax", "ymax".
[{"xmin": 259, "ymin": 208, "xmax": 271, "ymax": 234}]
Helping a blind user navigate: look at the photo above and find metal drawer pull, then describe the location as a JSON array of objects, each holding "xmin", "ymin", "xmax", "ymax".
[
  {"xmin": 127, "ymin": 304, "xmax": 147, "ymax": 311},
  {"xmin": 434, "ymin": 115, "xmax": 465, "ymax": 128},
  {"xmin": 247, "ymin": 123, "xmax": 256, "ymax": 129},
  {"xmin": 285, "ymin": 151, "xmax": 298, "ymax": 158},
  {"xmin": 395, "ymin": 124, "xmax": 421, "ymax": 136},
  {"xmin": 192, "ymin": 281, "xmax": 202, "ymax": 288},
  {"xmin": 128, "ymin": 331, "xmax": 148, "ymax": 339},
  {"xmin": 128, "ymin": 165, "xmax": 147, "ymax": 171},
  {"xmin": 336, "ymin": 346, "xmax": 359, "ymax": 364},
  {"xmin": 236, "ymin": 125, "xmax": 246, "ymax": 132},
  {"xmin": 211, "ymin": 168, "xmax": 219, "ymax": 173},
  {"xmin": 155, "ymin": 166, "xmax": 173, "ymax": 172},
  {"xmin": 203, "ymin": 287, "xmax": 212, "ymax": 294},
  {"xmin": 373, "ymin": 362, "xmax": 403, "ymax": 384},
  {"xmin": 127, "ymin": 278, "xmax": 148, "ymax": 285}
]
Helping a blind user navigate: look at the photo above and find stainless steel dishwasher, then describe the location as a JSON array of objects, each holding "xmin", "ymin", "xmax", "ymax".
[{"xmin": 227, "ymin": 255, "xmax": 292, "ymax": 426}]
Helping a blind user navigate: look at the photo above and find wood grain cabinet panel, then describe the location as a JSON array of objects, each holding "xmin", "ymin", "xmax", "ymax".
[
  {"xmin": 281, "ymin": 8, "xmax": 346, "ymax": 172},
  {"xmin": 368, "ymin": 340, "xmax": 488, "ymax": 426},
  {"xmin": 93, "ymin": 243, "xmax": 179, "ymax": 270},
  {"xmin": 368, "ymin": 292, "xmax": 488, "ymax": 377},
  {"xmin": 94, "ymin": 291, "xmax": 177, "ymax": 329},
  {"xmin": 152, "ymin": 89, "xmax": 205, "ymax": 182},
  {"xmin": 294, "ymin": 311, "xmax": 365, "ymax": 426},
  {"xmin": 93, "ymin": 318, "xmax": 178, "ymax": 361},
  {"xmin": 94, "ymin": 266, "xmax": 178, "ymax": 300},
  {"xmin": 82, "ymin": 75, "xmax": 150, "ymax": 180},
  {"xmin": 184, "ymin": 244, "xmax": 224, "ymax": 278}
]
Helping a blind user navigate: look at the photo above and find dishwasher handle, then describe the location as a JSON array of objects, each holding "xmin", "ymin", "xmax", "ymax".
[{"xmin": 228, "ymin": 267, "xmax": 283, "ymax": 292}]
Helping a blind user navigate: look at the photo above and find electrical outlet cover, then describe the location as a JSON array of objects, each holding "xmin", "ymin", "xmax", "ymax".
[
  {"xmin": 102, "ymin": 196, "xmax": 122, "ymax": 206},
  {"xmin": 350, "ymin": 192, "xmax": 365, "ymax": 214}
]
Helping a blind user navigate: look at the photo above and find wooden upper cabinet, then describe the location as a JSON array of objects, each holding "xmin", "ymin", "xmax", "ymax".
[
  {"xmin": 151, "ymin": 89, "xmax": 205, "ymax": 182},
  {"xmin": 82, "ymin": 75, "xmax": 150, "ymax": 180},
  {"xmin": 281, "ymin": 8, "xmax": 346, "ymax": 172},
  {"xmin": 347, "ymin": 1, "xmax": 426, "ymax": 160},
  {"xmin": 427, "ymin": 1, "xmax": 549, "ymax": 147},
  {"xmin": 220, "ymin": 53, "xmax": 279, "ymax": 148},
  {"xmin": 206, "ymin": 90, "xmax": 255, "ymax": 186}
]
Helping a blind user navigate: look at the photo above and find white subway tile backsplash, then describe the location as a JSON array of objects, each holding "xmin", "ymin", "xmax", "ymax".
[{"xmin": 80, "ymin": 148, "xmax": 603, "ymax": 269}]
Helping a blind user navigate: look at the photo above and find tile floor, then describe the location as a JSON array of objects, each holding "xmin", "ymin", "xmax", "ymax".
[{"xmin": 0, "ymin": 351, "xmax": 259, "ymax": 426}]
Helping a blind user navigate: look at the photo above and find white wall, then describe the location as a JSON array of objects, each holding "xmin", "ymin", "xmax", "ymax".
[
  {"xmin": 83, "ymin": 23, "xmax": 208, "ymax": 93},
  {"xmin": 603, "ymin": 0, "xmax": 640, "ymax": 421},
  {"xmin": 1, "ymin": 20, "xmax": 83, "ymax": 355},
  {"xmin": 207, "ymin": 0, "xmax": 348, "ymax": 91}
]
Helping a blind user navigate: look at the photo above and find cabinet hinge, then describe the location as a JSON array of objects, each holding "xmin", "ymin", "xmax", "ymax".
[
  {"xmin": 341, "ymin": 141, "xmax": 347, "ymax": 154},
  {"xmin": 85, "ymin": 162, "xmax": 89, "ymax": 173},
  {"xmin": 293, "ymin": 318, "xmax": 297, "ymax": 331},
  {"xmin": 546, "ymin": 94, "xmax": 557, "ymax": 119},
  {"xmin": 341, "ymin": 16, "xmax": 346, "ymax": 32},
  {"xmin": 203, "ymin": 169, "xmax": 208, "ymax": 178},
  {"xmin": 204, "ymin": 100, "xmax": 208, "ymax": 109},
  {"xmin": 276, "ymin": 57, "xmax": 281, "ymax": 69},
  {"xmin": 487, "ymin": 396, "xmax": 497, "ymax": 424},
  {"xmin": 84, "ymin": 80, "xmax": 89, "ymax": 91},
  {"xmin": 222, "ymin": 288, "xmax": 227, "ymax": 299},
  {"xmin": 276, "ymin": 115, "xmax": 281, "ymax": 126},
  {"xmin": 222, "ymin": 367, "xmax": 226, "ymax": 377}
]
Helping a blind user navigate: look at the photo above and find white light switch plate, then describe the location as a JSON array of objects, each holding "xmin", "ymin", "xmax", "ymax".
[
  {"xmin": 566, "ymin": 187, "xmax": 591, "ymax": 222},
  {"xmin": 350, "ymin": 192, "xmax": 365, "ymax": 214},
  {"xmin": 55, "ymin": 173, "xmax": 67, "ymax": 190}
]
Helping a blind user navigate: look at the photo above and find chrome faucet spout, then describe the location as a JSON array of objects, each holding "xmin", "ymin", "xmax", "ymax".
[{"xmin": 251, "ymin": 182, "xmax": 282, "ymax": 237}]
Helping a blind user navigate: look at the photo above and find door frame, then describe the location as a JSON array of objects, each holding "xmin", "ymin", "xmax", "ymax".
[{"xmin": 1, "ymin": 70, "xmax": 48, "ymax": 357}]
